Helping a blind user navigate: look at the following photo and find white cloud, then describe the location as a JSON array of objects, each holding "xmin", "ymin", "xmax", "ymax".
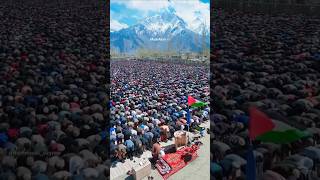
[
  {"xmin": 110, "ymin": 19, "xmax": 129, "ymax": 32},
  {"xmin": 112, "ymin": 0, "xmax": 170, "ymax": 12},
  {"xmin": 172, "ymin": 1, "xmax": 210, "ymax": 31}
]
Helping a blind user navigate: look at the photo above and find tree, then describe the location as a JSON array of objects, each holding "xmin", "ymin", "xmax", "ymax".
[
  {"xmin": 110, "ymin": 48, "xmax": 121, "ymax": 58},
  {"xmin": 136, "ymin": 48, "xmax": 147, "ymax": 58}
]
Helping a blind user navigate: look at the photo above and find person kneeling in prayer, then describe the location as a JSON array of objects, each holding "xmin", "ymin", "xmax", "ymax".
[{"xmin": 152, "ymin": 140, "xmax": 161, "ymax": 163}]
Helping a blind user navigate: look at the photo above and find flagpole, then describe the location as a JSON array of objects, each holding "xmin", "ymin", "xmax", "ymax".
[
  {"xmin": 187, "ymin": 105, "xmax": 190, "ymax": 132},
  {"xmin": 186, "ymin": 94, "xmax": 189, "ymax": 132},
  {"xmin": 188, "ymin": 111, "xmax": 190, "ymax": 132},
  {"xmin": 247, "ymin": 119, "xmax": 256, "ymax": 180},
  {"xmin": 185, "ymin": 81, "xmax": 190, "ymax": 146},
  {"xmin": 187, "ymin": 103, "xmax": 190, "ymax": 146},
  {"xmin": 246, "ymin": 138, "xmax": 255, "ymax": 180}
]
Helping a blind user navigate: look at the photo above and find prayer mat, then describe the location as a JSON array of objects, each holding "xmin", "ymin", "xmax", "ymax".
[{"xmin": 156, "ymin": 144, "xmax": 199, "ymax": 179}]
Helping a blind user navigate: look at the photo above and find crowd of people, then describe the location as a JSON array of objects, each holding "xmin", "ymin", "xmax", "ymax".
[
  {"xmin": 0, "ymin": 0, "xmax": 108, "ymax": 179},
  {"xmin": 211, "ymin": 9, "xmax": 320, "ymax": 180},
  {"xmin": 110, "ymin": 60, "xmax": 210, "ymax": 164}
]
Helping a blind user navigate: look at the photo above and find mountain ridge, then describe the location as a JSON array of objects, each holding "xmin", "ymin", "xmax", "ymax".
[{"xmin": 110, "ymin": 9, "xmax": 209, "ymax": 54}]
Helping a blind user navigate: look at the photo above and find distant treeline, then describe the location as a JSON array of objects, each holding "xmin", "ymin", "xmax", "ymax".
[
  {"xmin": 111, "ymin": 48, "xmax": 210, "ymax": 59},
  {"xmin": 111, "ymin": 57, "xmax": 209, "ymax": 66}
]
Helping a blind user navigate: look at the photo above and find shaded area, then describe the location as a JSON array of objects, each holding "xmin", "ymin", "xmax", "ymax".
[
  {"xmin": 211, "ymin": 8, "xmax": 320, "ymax": 180},
  {"xmin": 0, "ymin": 0, "xmax": 108, "ymax": 179}
]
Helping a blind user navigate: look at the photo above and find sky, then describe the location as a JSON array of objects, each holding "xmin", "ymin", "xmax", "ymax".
[{"xmin": 110, "ymin": 0, "xmax": 210, "ymax": 32}]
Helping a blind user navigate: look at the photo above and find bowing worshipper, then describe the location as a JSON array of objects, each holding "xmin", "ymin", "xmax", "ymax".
[
  {"xmin": 143, "ymin": 131, "xmax": 154, "ymax": 150},
  {"xmin": 116, "ymin": 132, "xmax": 124, "ymax": 145},
  {"xmin": 139, "ymin": 133, "xmax": 148, "ymax": 152},
  {"xmin": 124, "ymin": 137, "xmax": 135, "ymax": 159},
  {"xmin": 151, "ymin": 126, "xmax": 161, "ymax": 142},
  {"xmin": 129, "ymin": 126, "xmax": 138, "ymax": 136},
  {"xmin": 160, "ymin": 124, "xmax": 170, "ymax": 142},
  {"xmin": 123, "ymin": 127, "xmax": 132, "ymax": 141},
  {"xmin": 132, "ymin": 135, "xmax": 143, "ymax": 156},
  {"xmin": 116, "ymin": 140, "xmax": 127, "ymax": 163},
  {"xmin": 110, "ymin": 140, "xmax": 118, "ymax": 161}
]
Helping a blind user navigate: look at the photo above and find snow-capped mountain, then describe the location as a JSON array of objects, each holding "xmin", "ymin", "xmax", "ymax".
[
  {"xmin": 189, "ymin": 16, "xmax": 209, "ymax": 36},
  {"xmin": 110, "ymin": 19, "xmax": 128, "ymax": 33},
  {"xmin": 133, "ymin": 7, "xmax": 187, "ymax": 38},
  {"xmin": 110, "ymin": 7, "xmax": 209, "ymax": 54}
]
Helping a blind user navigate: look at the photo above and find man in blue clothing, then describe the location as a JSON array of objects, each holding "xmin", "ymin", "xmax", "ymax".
[
  {"xmin": 151, "ymin": 127, "xmax": 160, "ymax": 142},
  {"xmin": 146, "ymin": 131, "xmax": 154, "ymax": 141},
  {"xmin": 124, "ymin": 137, "xmax": 135, "ymax": 159},
  {"xmin": 143, "ymin": 132, "xmax": 153, "ymax": 150},
  {"xmin": 139, "ymin": 134, "xmax": 148, "ymax": 151},
  {"xmin": 110, "ymin": 125, "xmax": 116, "ymax": 135},
  {"xmin": 123, "ymin": 128, "xmax": 132, "ymax": 140}
]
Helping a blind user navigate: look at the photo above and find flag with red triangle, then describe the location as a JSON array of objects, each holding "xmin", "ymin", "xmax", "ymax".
[
  {"xmin": 188, "ymin": 96, "xmax": 197, "ymax": 106},
  {"xmin": 188, "ymin": 95, "xmax": 207, "ymax": 108},
  {"xmin": 249, "ymin": 106, "xmax": 275, "ymax": 140}
]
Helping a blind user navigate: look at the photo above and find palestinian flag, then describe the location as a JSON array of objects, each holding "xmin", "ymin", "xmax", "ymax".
[
  {"xmin": 249, "ymin": 106, "xmax": 275, "ymax": 140},
  {"xmin": 256, "ymin": 129, "xmax": 309, "ymax": 144},
  {"xmin": 256, "ymin": 119, "xmax": 310, "ymax": 144},
  {"xmin": 188, "ymin": 96, "xmax": 207, "ymax": 108},
  {"xmin": 249, "ymin": 106, "xmax": 309, "ymax": 144}
]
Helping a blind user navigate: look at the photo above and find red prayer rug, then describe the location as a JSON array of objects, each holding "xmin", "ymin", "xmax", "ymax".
[{"xmin": 156, "ymin": 145, "xmax": 199, "ymax": 180}]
